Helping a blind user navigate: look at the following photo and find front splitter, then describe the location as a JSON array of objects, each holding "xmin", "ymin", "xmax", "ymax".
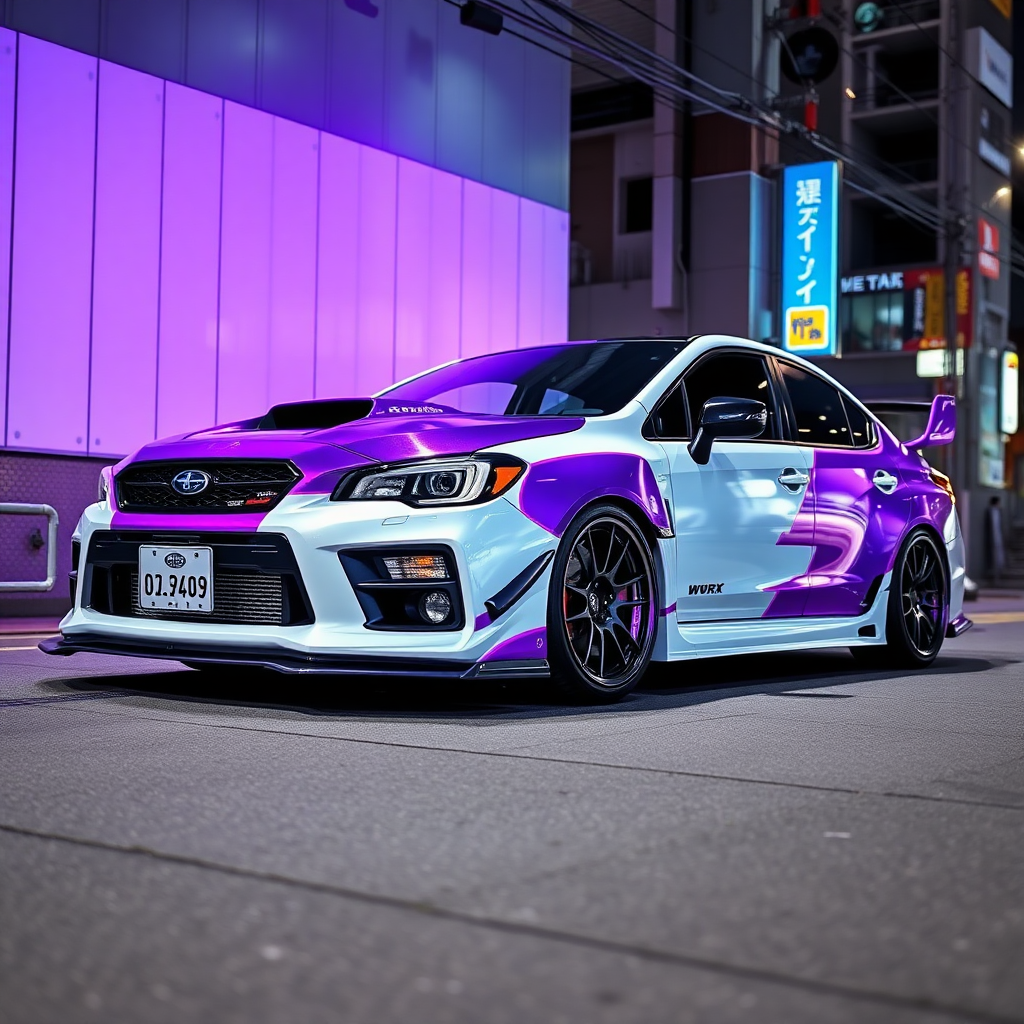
[{"xmin": 39, "ymin": 634, "xmax": 550, "ymax": 679}]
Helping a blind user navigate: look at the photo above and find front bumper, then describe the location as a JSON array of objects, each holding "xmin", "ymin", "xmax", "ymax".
[
  {"xmin": 38, "ymin": 634, "xmax": 549, "ymax": 678},
  {"xmin": 52, "ymin": 492, "xmax": 558, "ymax": 674}
]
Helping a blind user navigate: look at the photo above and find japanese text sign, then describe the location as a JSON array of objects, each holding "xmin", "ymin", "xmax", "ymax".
[{"xmin": 782, "ymin": 161, "xmax": 839, "ymax": 356}]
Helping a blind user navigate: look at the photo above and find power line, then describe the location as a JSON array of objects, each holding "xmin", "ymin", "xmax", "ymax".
[
  {"xmin": 558, "ymin": 0, "xmax": 1024, "ymax": 267},
  {"xmin": 576, "ymin": 0, "xmax": 976, "ymax": 212},
  {"xmin": 513, "ymin": 0, "xmax": 952, "ymax": 235}
]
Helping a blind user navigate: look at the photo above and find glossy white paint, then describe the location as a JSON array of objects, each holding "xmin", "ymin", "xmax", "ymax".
[
  {"xmin": 58, "ymin": 336, "xmax": 970, "ymax": 675},
  {"xmin": 665, "ymin": 440, "xmax": 813, "ymax": 621}
]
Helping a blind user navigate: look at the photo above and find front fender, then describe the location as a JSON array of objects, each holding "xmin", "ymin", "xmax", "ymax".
[{"xmin": 513, "ymin": 453, "xmax": 671, "ymax": 538}]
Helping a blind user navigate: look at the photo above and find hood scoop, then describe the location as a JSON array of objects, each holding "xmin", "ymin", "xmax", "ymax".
[{"xmin": 257, "ymin": 399, "xmax": 374, "ymax": 431}]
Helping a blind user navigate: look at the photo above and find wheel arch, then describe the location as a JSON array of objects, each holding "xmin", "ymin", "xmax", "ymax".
[
  {"xmin": 545, "ymin": 496, "xmax": 664, "ymax": 700},
  {"xmin": 558, "ymin": 495, "xmax": 670, "ymax": 637},
  {"xmin": 516, "ymin": 453, "xmax": 672, "ymax": 539},
  {"xmin": 895, "ymin": 519, "xmax": 952, "ymax": 623},
  {"xmin": 900, "ymin": 519, "xmax": 951, "ymax": 581}
]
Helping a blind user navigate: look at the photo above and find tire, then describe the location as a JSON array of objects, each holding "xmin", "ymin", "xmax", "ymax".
[
  {"xmin": 850, "ymin": 528, "xmax": 947, "ymax": 669},
  {"xmin": 547, "ymin": 504, "xmax": 659, "ymax": 703}
]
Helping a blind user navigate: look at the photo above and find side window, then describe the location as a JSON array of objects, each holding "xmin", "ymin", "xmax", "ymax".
[
  {"xmin": 778, "ymin": 363, "xmax": 853, "ymax": 446},
  {"xmin": 648, "ymin": 382, "xmax": 689, "ymax": 438},
  {"xmin": 842, "ymin": 395, "xmax": 876, "ymax": 449},
  {"xmin": 683, "ymin": 354, "xmax": 778, "ymax": 440}
]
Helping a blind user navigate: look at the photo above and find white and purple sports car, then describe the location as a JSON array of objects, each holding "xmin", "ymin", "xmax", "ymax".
[{"xmin": 44, "ymin": 336, "xmax": 970, "ymax": 702}]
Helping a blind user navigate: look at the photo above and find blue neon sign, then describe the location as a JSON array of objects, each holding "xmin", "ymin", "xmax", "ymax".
[{"xmin": 781, "ymin": 161, "xmax": 839, "ymax": 356}]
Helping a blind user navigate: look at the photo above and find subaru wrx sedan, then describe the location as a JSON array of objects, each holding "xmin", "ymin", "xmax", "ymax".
[{"xmin": 43, "ymin": 336, "xmax": 970, "ymax": 702}]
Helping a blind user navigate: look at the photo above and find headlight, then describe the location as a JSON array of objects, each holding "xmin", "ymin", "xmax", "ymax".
[
  {"xmin": 97, "ymin": 466, "xmax": 114, "ymax": 505},
  {"xmin": 332, "ymin": 455, "xmax": 525, "ymax": 507}
]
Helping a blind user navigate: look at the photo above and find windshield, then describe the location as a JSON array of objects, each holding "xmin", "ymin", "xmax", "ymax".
[{"xmin": 380, "ymin": 341, "xmax": 688, "ymax": 416}]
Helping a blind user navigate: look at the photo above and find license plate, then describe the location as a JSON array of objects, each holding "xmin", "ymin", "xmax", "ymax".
[{"xmin": 138, "ymin": 546, "xmax": 214, "ymax": 612}]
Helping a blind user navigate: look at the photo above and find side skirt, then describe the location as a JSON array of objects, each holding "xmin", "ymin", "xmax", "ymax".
[{"xmin": 656, "ymin": 573, "xmax": 894, "ymax": 661}]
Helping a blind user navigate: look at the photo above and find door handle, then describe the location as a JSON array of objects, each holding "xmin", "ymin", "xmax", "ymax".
[
  {"xmin": 778, "ymin": 468, "xmax": 809, "ymax": 490},
  {"xmin": 872, "ymin": 469, "xmax": 898, "ymax": 494}
]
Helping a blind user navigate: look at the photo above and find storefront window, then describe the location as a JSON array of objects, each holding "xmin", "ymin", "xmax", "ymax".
[
  {"xmin": 839, "ymin": 268, "xmax": 971, "ymax": 355},
  {"xmin": 843, "ymin": 291, "xmax": 904, "ymax": 352}
]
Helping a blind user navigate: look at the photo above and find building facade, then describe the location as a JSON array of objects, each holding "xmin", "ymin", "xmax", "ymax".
[
  {"xmin": 0, "ymin": 0, "xmax": 571, "ymax": 614},
  {"xmin": 568, "ymin": 0, "xmax": 1020, "ymax": 579}
]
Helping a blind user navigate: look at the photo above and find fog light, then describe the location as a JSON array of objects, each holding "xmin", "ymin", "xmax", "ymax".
[
  {"xmin": 383, "ymin": 554, "xmax": 448, "ymax": 580},
  {"xmin": 419, "ymin": 590, "xmax": 452, "ymax": 625}
]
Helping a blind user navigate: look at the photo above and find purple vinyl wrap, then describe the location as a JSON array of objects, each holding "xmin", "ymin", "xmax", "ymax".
[
  {"xmin": 516, "ymin": 453, "xmax": 671, "ymax": 537},
  {"xmin": 481, "ymin": 627, "xmax": 548, "ymax": 662},
  {"xmin": 766, "ymin": 429, "xmax": 952, "ymax": 618},
  {"xmin": 317, "ymin": 411, "xmax": 584, "ymax": 463},
  {"xmin": 109, "ymin": 404, "xmax": 585, "ymax": 531},
  {"xmin": 906, "ymin": 394, "xmax": 956, "ymax": 448}
]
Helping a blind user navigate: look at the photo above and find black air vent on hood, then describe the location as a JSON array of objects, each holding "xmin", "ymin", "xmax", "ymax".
[{"xmin": 257, "ymin": 399, "xmax": 374, "ymax": 431}]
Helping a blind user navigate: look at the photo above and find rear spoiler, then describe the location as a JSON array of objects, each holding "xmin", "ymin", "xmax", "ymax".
[{"xmin": 865, "ymin": 397, "xmax": 955, "ymax": 447}]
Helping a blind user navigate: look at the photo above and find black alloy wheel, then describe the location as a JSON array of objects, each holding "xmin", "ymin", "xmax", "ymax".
[
  {"xmin": 899, "ymin": 533, "xmax": 946, "ymax": 657},
  {"xmin": 547, "ymin": 504, "xmax": 658, "ymax": 703},
  {"xmin": 851, "ymin": 528, "xmax": 947, "ymax": 669}
]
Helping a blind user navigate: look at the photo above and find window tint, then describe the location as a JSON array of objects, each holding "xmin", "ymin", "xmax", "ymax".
[
  {"xmin": 842, "ymin": 395, "xmax": 875, "ymax": 448},
  {"xmin": 430, "ymin": 382, "xmax": 516, "ymax": 415},
  {"xmin": 778, "ymin": 363, "xmax": 853, "ymax": 446},
  {"xmin": 683, "ymin": 354, "xmax": 777, "ymax": 440},
  {"xmin": 384, "ymin": 341, "xmax": 687, "ymax": 417},
  {"xmin": 649, "ymin": 383, "xmax": 689, "ymax": 438}
]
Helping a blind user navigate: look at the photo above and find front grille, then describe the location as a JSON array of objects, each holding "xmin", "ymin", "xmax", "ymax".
[
  {"xmin": 116, "ymin": 460, "xmax": 301, "ymax": 514},
  {"xmin": 130, "ymin": 572, "xmax": 283, "ymax": 624},
  {"xmin": 83, "ymin": 531, "xmax": 314, "ymax": 627}
]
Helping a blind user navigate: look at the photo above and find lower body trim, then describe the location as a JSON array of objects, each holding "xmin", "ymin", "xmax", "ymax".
[{"xmin": 38, "ymin": 634, "xmax": 549, "ymax": 679}]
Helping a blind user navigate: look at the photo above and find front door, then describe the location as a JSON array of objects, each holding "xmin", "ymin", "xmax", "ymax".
[{"xmin": 653, "ymin": 351, "xmax": 814, "ymax": 622}]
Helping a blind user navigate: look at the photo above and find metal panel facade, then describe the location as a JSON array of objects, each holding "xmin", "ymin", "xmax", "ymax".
[
  {"xmin": 1, "ymin": 0, "xmax": 568, "ymax": 210},
  {"xmin": 0, "ymin": 29, "xmax": 569, "ymax": 459},
  {"xmin": 7, "ymin": 36, "xmax": 95, "ymax": 454},
  {"xmin": 0, "ymin": 30, "xmax": 15, "ymax": 444},
  {"xmin": 88, "ymin": 61, "xmax": 163, "ymax": 458},
  {"xmin": 217, "ymin": 101, "xmax": 274, "ymax": 425},
  {"xmin": 156, "ymin": 83, "xmax": 223, "ymax": 440}
]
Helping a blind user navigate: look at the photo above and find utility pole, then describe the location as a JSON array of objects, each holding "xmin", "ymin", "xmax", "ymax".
[{"xmin": 942, "ymin": 0, "xmax": 964, "ymax": 494}]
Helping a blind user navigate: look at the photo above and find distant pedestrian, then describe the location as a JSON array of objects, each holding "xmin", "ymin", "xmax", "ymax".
[{"xmin": 987, "ymin": 496, "xmax": 1006, "ymax": 583}]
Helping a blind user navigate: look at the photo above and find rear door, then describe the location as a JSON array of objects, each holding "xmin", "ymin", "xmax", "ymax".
[
  {"xmin": 651, "ymin": 350, "xmax": 814, "ymax": 622},
  {"xmin": 773, "ymin": 360, "xmax": 909, "ymax": 617}
]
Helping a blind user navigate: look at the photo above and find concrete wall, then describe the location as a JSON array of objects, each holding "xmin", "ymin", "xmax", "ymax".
[{"xmin": 688, "ymin": 171, "xmax": 774, "ymax": 341}]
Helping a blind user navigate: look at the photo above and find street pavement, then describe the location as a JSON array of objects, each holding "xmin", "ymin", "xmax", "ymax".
[{"xmin": 1, "ymin": 599, "xmax": 1022, "ymax": 1024}]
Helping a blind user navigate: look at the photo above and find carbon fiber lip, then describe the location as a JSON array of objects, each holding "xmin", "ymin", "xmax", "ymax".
[{"xmin": 38, "ymin": 635, "xmax": 550, "ymax": 679}]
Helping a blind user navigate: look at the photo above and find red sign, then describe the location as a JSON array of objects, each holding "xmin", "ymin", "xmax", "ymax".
[
  {"xmin": 978, "ymin": 217, "xmax": 1000, "ymax": 279},
  {"xmin": 902, "ymin": 268, "xmax": 973, "ymax": 351}
]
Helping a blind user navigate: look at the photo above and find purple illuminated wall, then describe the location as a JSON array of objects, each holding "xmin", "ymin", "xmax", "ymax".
[{"xmin": 0, "ymin": 33, "xmax": 569, "ymax": 459}]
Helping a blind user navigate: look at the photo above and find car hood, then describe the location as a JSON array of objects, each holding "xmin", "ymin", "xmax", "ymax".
[{"xmin": 117, "ymin": 400, "xmax": 586, "ymax": 495}]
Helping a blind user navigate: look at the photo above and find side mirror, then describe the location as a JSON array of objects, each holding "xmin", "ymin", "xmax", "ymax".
[
  {"xmin": 688, "ymin": 397, "xmax": 767, "ymax": 465},
  {"xmin": 905, "ymin": 394, "xmax": 955, "ymax": 448}
]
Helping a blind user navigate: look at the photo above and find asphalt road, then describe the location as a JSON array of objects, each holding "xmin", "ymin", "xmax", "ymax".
[{"xmin": 1, "ymin": 604, "xmax": 1022, "ymax": 1024}]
